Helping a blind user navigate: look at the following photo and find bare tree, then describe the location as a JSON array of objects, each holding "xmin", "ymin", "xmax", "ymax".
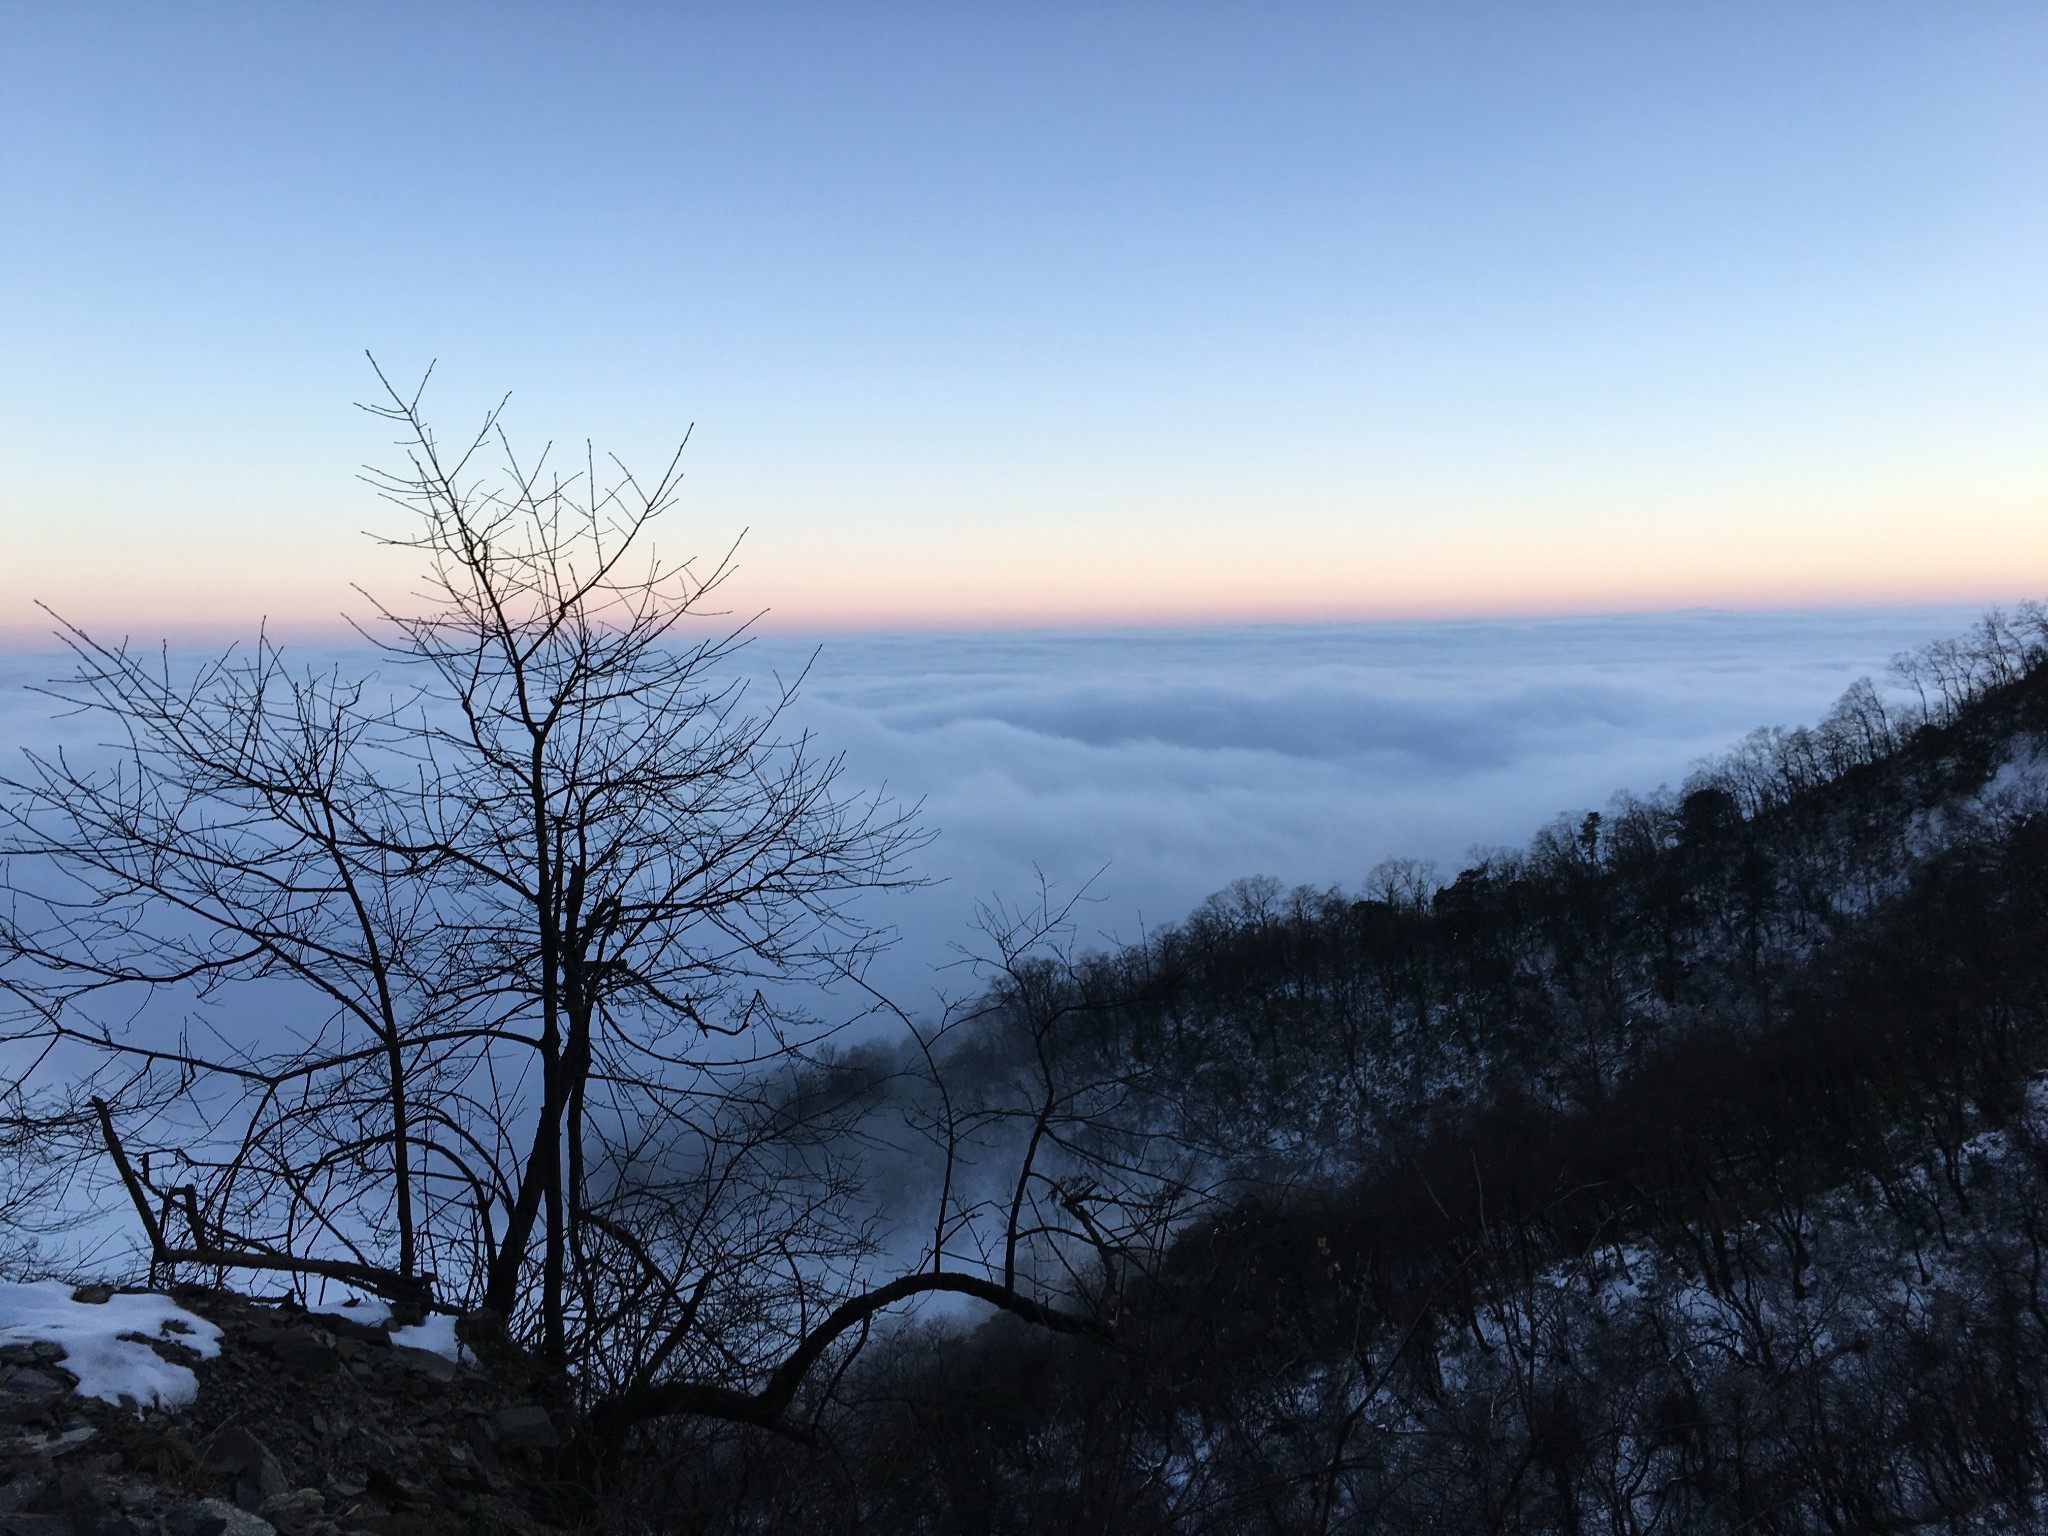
[
  {"xmin": 0, "ymin": 364, "xmax": 1174, "ymax": 1445},
  {"xmin": 0, "ymin": 627, "xmax": 461, "ymax": 1302},
  {"xmin": 347, "ymin": 363, "xmax": 945, "ymax": 1367}
]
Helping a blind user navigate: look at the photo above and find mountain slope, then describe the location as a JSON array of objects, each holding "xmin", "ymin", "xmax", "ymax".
[{"xmin": 652, "ymin": 610, "xmax": 2048, "ymax": 1534}]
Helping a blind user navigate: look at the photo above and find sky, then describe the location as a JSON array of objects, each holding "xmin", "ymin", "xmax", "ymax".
[{"xmin": 2, "ymin": 2, "xmax": 2045, "ymax": 638}]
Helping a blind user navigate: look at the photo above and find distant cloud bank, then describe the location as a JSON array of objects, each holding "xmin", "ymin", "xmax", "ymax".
[
  {"xmin": 746, "ymin": 606, "xmax": 1996, "ymax": 998},
  {"xmin": 0, "ymin": 604, "xmax": 2006, "ymax": 1007}
]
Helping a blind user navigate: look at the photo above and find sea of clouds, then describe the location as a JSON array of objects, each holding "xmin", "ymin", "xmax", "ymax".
[
  {"xmin": 744, "ymin": 604, "xmax": 1995, "ymax": 1005},
  {"xmin": 0, "ymin": 603, "xmax": 1998, "ymax": 1015}
]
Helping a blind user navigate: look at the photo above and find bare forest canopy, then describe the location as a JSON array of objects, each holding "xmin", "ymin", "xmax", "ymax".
[{"xmin": 4, "ymin": 381, "xmax": 2048, "ymax": 1531}]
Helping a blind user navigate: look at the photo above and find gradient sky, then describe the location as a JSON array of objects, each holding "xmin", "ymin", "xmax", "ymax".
[{"xmin": 3, "ymin": 2, "xmax": 2044, "ymax": 639}]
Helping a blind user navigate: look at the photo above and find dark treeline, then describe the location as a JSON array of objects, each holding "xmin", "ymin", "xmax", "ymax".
[{"xmin": 632, "ymin": 607, "xmax": 2048, "ymax": 1533}]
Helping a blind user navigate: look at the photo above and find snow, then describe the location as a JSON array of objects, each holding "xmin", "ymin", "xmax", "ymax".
[
  {"xmin": 1970, "ymin": 737, "xmax": 2048, "ymax": 830},
  {"xmin": 390, "ymin": 1310, "xmax": 470, "ymax": 1364},
  {"xmin": 0, "ymin": 1280, "xmax": 222, "ymax": 1410},
  {"xmin": 312, "ymin": 1293, "xmax": 393, "ymax": 1328},
  {"xmin": 304, "ymin": 1293, "xmax": 472, "ymax": 1366}
]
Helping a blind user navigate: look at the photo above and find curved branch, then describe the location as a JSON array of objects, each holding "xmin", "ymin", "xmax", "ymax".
[{"xmin": 592, "ymin": 1270, "xmax": 1110, "ymax": 1444}]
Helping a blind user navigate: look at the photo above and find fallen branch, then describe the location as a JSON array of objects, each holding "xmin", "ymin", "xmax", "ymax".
[{"xmin": 92, "ymin": 1097, "xmax": 433, "ymax": 1306}]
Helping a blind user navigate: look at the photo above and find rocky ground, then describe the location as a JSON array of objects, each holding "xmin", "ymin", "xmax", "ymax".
[{"xmin": 0, "ymin": 1286, "xmax": 590, "ymax": 1536}]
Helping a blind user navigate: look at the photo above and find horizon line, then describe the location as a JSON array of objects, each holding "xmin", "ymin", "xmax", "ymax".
[{"xmin": 1, "ymin": 587, "xmax": 2037, "ymax": 656}]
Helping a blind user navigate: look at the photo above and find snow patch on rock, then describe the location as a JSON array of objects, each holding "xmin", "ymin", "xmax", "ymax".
[
  {"xmin": 390, "ymin": 1310, "xmax": 472, "ymax": 1364},
  {"xmin": 0, "ymin": 1280, "xmax": 222, "ymax": 1409},
  {"xmin": 310, "ymin": 1292, "xmax": 393, "ymax": 1328}
]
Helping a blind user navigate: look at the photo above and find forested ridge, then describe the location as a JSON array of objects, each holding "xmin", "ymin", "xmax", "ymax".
[{"xmin": 660, "ymin": 607, "xmax": 2048, "ymax": 1533}]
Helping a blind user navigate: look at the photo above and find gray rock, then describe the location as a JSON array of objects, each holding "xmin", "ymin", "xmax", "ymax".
[
  {"xmin": 244, "ymin": 1328, "xmax": 338, "ymax": 1380},
  {"xmin": 200, "ymin": 1426, "xmax": 269, "ymax": 1477},
  {"xmin": 492, "ymin": 1405, "xmax": 558, "ymax": 1451},
  {"xmin": 0, "ymin": 1344, "xmax": 64, "ymax": 1368},
  {"xmin": 247, "ymin": 1460, "xmax": 290, "ymax": 1511},
  {"xmin": 166, "ymin": 1498, "xmax": 277, "ymax": 1536},
  {"xmin": 0, "ymin": 1478, "xmax": 44, "ymax": 1515},
  {"xmin": 26, "ymin": 1423, "xmax": 96, "ymax": 1457},
  {"xmin": 256, "ymin": 1487, "xmax": 324, "ymax": 1532},
  {"xmin": 68, "ymin": 1286, "xmax": 112, "ymax": 1306},
  {"xmin": 0, "ymin": 1369, "xmax": 68, "ymax": 1424},
  {"xmin": 388, "ymin": 1347, "xmax": 454, "ymax": 1385},
  {"xmin": 200, "ymin": 1427, "xmax": 289, "ymax": 1511},
  {"xmin": 165, "ymin": 1502, "xmax": 230, "ymax": 1536}
]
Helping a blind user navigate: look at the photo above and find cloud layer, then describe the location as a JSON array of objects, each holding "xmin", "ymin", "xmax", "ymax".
[
  {"xmin": 0, "ymin": 604, "xmax": 2002, "ymax": 1010},
  {"xmin": 743, "ymin": 606, "xmax": 1995, "ymax": 1000}
]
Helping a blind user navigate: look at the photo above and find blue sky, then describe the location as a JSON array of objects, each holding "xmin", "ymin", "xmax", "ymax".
[{"xmin": 3, "ymin": 2, "xmax": 2044, "ymax": 636}]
